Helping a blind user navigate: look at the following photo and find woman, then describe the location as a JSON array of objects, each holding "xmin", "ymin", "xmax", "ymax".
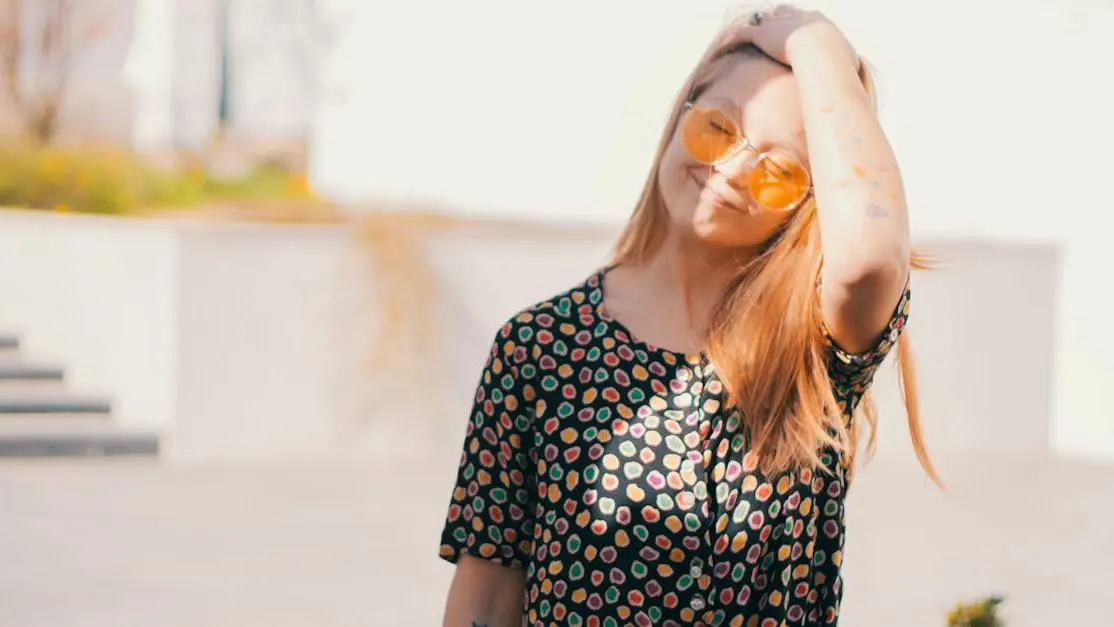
[{"xmin": 439, "ymin": 6, "xmax": 940, "ymax": 626}]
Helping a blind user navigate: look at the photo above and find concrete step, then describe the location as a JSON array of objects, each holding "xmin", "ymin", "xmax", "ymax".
[
  {"xmin": 0, "ymin": 357, "xmax": 65, "ymax": 386},
  {"xmin": 0, "ymin": 415, "xmax": 159, "ymax": 458},
  {"xmin": 0, "ymin": 388, "xmax": 112, "ymax": 414},
  {"xmin": 0, "ymin": 333, "xmax": 18, "ymax": 355}
]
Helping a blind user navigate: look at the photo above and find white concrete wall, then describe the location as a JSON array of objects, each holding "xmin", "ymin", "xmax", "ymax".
[
  {"xmin": 0, "ymin": 211, "xmax": 177, "ymax": 428},
  {"xmin": 0, "ymin": 212, "xmax": 375, "ymax": 460},
  {"xmin": 169, "ymin": 222, "xmax": 371, "ymax": 462},
  {"xmin": 0, "ymin": 211, "xmax": 1062, "ymax": 467},
  {"xmin": 310, "ymin": 0, "xmax": 1114, "ymax": 461}
]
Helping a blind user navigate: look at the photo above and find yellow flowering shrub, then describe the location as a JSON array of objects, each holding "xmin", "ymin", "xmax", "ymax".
[
  {"xmin": 0, "ymin": 142, "xmax": 322, "ymax": 215},
  {"xmin": 947, "ymin": 595, "xmax": 1006, "ymax": 627}
]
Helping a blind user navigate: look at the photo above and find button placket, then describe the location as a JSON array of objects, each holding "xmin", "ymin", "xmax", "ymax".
[
  {"xmin": 689, "ymin": 594, "xmax": 706, "ymax": 611},
  {"xmin": 693, "ymin": 356, "xmax": 720, "ymax": 614},
  {"xmin": 689, "ymin": 558, "xmax": 704, "ymax": 578}
]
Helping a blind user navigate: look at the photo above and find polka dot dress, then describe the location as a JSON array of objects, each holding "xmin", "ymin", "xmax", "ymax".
[{"xmin": 440, "ymin": 269, "xmax": 910, "ymax": 626}]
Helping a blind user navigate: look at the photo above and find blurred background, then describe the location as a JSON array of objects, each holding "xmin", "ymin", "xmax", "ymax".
[{"xmin": 0, "ymin": 0, "xmax": 1111, "ymax": 625}]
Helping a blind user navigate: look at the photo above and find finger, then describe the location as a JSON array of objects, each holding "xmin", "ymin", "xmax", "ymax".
[
  {"xmin": 742, "ymin": 9, "xmax": 766, "ymax": 27},
  {"xmin": 723, "ymin": 10, "xmax": 761, "ymax": 36}
]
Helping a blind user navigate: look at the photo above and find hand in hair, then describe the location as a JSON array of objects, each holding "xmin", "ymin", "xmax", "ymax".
[{"xmin": 732, "ymin": 5, "xmax": 859, "ymax": 72}]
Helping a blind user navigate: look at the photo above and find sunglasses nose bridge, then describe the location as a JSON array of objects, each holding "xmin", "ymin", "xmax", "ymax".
[{"xmin": 713, "ymin": 140, "xmax": 757, "ymax": 182}]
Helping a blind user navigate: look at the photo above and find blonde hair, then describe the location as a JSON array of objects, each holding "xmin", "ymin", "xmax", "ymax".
[{"xmin": 611, "ymin": 14, "xmax": 942, "ymax": 487}]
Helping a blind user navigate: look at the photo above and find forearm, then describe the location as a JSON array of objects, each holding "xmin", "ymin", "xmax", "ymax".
[
  {"xmin": 443, "ymin": 557, "xmax": 526, "ymax": 627},
  {"xmin": 443, "ymin": 614, "xmax": 518, "ymax": 627},
  {"xmin": 443, "ymin": 591, "xmax": 522, "ymax": 627},
  {"xmin": 789, "ymin": 39, "xmax": 911, "ymax": 285}
]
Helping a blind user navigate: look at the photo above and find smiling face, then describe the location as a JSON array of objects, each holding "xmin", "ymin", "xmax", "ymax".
[{"xmin": 657, "ymin": 51, "xmax": 810, "ymax": 248}]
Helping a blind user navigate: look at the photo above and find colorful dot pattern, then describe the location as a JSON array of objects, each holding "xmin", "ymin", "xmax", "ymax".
[{"xmin": 440, "ymin": 270, "xmax": 910, "ymax": 626}]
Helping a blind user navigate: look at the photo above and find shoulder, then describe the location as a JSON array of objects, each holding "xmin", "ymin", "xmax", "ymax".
[
  {"xmin": 825, "ymin": 281, "xmax": 911, "ymax": 405},
  {"xmin": 479, "ymin": 271, "xmax": 604, "ymax": 391},
  {"xmin": 491, "ymin": 270, "xmax": 605, "ymax": 346},
  {"xmin": 825, "ymin": 281, "xmax": 910, "ymax": 370}
]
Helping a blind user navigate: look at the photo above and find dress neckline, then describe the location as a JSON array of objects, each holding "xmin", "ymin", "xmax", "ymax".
[{"xmin": 590, "ymin": 266, "xmax": 707, "ymax": 363}]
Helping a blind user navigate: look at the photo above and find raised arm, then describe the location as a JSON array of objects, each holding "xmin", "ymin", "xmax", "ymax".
[
  {"xmin": 785, "ymin": 14, "xmax": 912, "ymax": 353},
  {"xmin": 730, "ymin": 7, "xmax": 911, "ymax": 351},
  {"xmin": 443, "ymin": 556, "xmax": 525, "ymax": 627}
]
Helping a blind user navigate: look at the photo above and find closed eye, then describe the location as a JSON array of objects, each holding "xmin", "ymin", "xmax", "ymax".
[{"xmin": 709, "ymin": 121, "xmax": 732, "ymax": 136}]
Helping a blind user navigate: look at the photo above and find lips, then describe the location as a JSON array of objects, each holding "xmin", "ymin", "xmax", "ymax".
[{"xmin": 690, "ymin": 170, "xmax": 748, "ymax": 213}]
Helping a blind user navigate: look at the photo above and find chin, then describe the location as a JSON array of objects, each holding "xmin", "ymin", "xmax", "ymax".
[{"xmin": 690, "ymin": 202, "xmax": 773, "ymax": 248}]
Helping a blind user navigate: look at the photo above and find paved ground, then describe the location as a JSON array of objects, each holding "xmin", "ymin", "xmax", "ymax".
[{"xmin": 0, "ymin": 453, "xmax": 1110, "ymax": 627}]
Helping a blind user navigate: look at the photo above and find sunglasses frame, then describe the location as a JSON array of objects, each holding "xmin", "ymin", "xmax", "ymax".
[{"xmin": 680, "ymin": 100, "xmax": 814, "ymax": 212}]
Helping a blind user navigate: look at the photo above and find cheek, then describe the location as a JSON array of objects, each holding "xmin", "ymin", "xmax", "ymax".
[{"xmin": 657, "ymin": 143, "xmax": 695, "ymax": 207}]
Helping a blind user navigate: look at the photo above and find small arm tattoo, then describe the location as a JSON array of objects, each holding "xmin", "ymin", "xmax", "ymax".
[{"xmin": 865, "ymin": 204, "xmax": 891, "ymax": 218}]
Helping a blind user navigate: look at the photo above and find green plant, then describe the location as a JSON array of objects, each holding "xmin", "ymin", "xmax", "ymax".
[
  {"xmin": 0, "ymin": 143, "xmax": 142, "ymax": 213},
  {"xmin": 0, "ymin": 141, "xmax": 324, "ymax": 215},
  {"xmin": 947, "ymin": 595, "xmax": 1006, "ymax": 627}
]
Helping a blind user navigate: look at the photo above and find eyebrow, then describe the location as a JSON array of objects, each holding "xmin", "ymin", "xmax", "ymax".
[
  {"xmin": 693, "ymin": 97, "xmax": 810, "ymax": 161},
  {"xmin": 744, "ymin": 124, "xmax": 808, "ymax": 162}
]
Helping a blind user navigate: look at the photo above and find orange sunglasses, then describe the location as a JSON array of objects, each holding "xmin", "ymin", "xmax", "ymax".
[{"xmin": 680, "ymin": 100, "xmax": 812, "ymax": 211}]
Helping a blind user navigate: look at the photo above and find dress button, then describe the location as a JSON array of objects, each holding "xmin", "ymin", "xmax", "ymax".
[
  {"xmin": 689, "ymin": 562, "xmax": 704, "ymax": 577},
  {"xmin": 690, "ymin": 595, "xmax": 706, "ymax": 611}
]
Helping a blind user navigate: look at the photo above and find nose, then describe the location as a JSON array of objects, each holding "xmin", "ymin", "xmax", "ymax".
[{"xmin": 712, "ymin": 144, "xmax": 757, "ymax": 190}]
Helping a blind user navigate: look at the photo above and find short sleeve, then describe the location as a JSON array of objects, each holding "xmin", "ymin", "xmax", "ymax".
[
  {"xmin": 438, "ymin": 318, "xmax": 537, "ymax": 569},
  {"xmin": 824, "ymin": 282, "xmax": 911, "ymax": 409}
]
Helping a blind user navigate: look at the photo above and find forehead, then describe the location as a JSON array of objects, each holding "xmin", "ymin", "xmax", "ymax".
[{"xmin": 697, "ymin": 55, "xmax": 806, "ymax": 150}]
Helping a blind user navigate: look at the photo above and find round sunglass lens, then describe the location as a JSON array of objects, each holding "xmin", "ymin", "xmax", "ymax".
[
  {"xmin": 681, "ymin": 106, "xmax": 740, "ymax": 164},
  {"xmin": 748, "ymin": 152, "xmax": 810, "ymax": 210}
]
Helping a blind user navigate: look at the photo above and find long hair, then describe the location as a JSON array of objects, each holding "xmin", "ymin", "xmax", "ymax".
[{"xmin": 611, "ymin": 14, "xmax": 942, "ymax": 486}]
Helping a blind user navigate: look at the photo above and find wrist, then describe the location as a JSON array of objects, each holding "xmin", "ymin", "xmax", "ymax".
[
  {"xmin": 786, "ymin": 27, "xmax": 859, "ymax": 73},
  {"xmin": 788, "ymin": 36, "xmax": 872, "ymax": 107}
]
